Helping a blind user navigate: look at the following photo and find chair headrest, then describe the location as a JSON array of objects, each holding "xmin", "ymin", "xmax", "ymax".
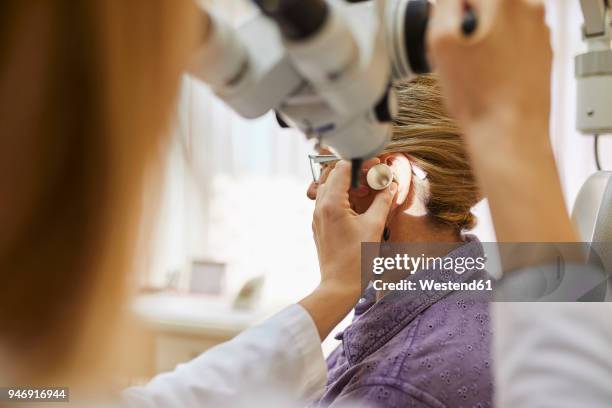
[{"xmin": 573, "ymin": 171, "xmax": 612, "ymax": 242}]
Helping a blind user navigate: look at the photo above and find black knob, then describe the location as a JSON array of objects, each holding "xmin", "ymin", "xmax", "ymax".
[
  {"xmin": 462, "ymin": 8, "xmax": 478, "ymax": 35},
  {"xmin": 253, "ymin": 0, "xmax": 329, "ymax": 40}
]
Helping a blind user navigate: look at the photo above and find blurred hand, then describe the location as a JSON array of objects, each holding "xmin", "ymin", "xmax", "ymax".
[
  {"xmin": 427, "ymin": 0, "xmax": 577, "ymax": 243},
  {"xmin": 428, "ymin": 0, "xmax": 552, "ymax": 137}
]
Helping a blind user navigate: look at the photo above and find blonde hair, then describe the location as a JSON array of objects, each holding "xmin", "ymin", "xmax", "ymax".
[
  {"xmin": 385, "ymin": 74, "xmax": 481, "ymax": 230},
  {"xmin": 0, "ymin": 1, "xmax": 199, "ymax": 382}
]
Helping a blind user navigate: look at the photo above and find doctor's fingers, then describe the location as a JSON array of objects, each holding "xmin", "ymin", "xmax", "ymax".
[
  {"xmin": 428, "ymin": 0, "xmax": 550, "ymax": 122},
  {"xmin": 429, "ymin": 0, "xmax": 546, "ymax": 51},
  {"xmin": 314, "ymin": 161, "xmax": 351, "ymax": 216},
  {"xmin": 428, "ymin": 0, "xmax": 498, "ymax": 54},
  {"xmin": 316, "ymin": 158, "xmax": 380, "ymax": 201},
  {"xmin": 362, "ymin": 182, "xmax": 397, "ymax": 232},
  {"xmin": 428, "ymin": 0, "xmax": 463, "ymax": 47}
]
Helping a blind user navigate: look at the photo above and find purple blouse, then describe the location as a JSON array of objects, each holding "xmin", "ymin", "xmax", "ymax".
[{"xmin": 314, "ymin": 236, "xmax": 493, "ymax": 408}]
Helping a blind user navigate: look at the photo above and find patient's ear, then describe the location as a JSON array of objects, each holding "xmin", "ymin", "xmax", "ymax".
[{"xmin": 380, "ymin": 153, "xmax": 413, "ymax": 208}]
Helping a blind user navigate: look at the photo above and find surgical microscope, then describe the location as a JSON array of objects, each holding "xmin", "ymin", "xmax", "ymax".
[{"xmin": 190, "ymin": 0, "xmax": 475, "ymax": 187}]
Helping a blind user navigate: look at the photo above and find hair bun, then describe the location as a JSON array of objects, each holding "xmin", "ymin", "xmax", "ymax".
[{"xmin": 459, "ymin": 212, "xmax": 478, "ymax": 231}]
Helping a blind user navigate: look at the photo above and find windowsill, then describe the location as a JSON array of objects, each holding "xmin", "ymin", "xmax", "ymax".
[{"xmin": 133, "ymin": 292, "xmax": 283, "ymax": 338}]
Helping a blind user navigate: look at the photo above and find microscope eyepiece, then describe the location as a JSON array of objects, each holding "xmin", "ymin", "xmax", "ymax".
[
  {"xmin": 386, "ymin": 0, "xmax": 477, "ymax": 79},
  {"xmin": 403, "ymin": 0, "xmax": 431, "ymax": 74}
]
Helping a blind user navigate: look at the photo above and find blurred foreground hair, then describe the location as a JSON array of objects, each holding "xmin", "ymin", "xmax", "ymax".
[{"xmin": 0, "ymin": 0, "xmax": 199, "ymax": 381}]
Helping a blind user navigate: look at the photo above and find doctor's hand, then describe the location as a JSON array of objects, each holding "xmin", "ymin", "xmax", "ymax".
[
  {"xmin": 300, "ymin": 160, "xmax": 397, "ymax": 340},
  {"xmin": 427, "ymin": 0, "xmax": 576, "ymax": 243}
]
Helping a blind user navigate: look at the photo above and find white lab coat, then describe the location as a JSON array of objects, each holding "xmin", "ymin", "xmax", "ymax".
[
  {"xmin": 493, "ymin": 265, "xmax": 612, "ymax": 407},
  {"xmin": 123, "ymin": 304, "xmax": 327, "ymax": 407}
]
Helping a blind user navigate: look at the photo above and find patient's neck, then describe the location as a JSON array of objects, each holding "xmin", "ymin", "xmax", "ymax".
[
  {"xmin": 375, "ymin": 212, "xmax": 462, "ymax": 301},
  {"xmin": 385, "ymin": 212, "xmax": 461, "ymax": 244}
]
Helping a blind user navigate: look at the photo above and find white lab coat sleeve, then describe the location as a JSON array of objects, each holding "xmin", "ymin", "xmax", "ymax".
[
  {"xmin": 122, "ymin": 304, "xmax": 328, "ymax": 407},
  {"xmin": 493, "ymin": 268, "xmax": 612, "ymax": 407}
]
